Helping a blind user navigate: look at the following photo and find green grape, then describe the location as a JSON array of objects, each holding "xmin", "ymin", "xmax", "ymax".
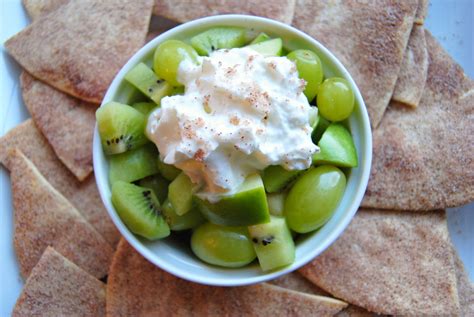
[
  {"xmin": 287, "ymin": 49, "xmax": 323, "ymax": 102},
  {"xmin": 153, "ymin": 40, "xmax": 199, "ymax": 87},
  {"xmin": 317, "ymin": 77, "xmax": 354, "ymax": 122},
  {"xmin": 285, "ymin": 165, "xmax": 346, "ymax": 233},
  {"xmin": 191, "ymin": 222, "xmax": 256, "ymax": 268}
]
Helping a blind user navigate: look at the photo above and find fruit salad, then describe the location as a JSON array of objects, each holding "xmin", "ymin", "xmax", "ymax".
[{"xmin": 96, "ymin": 26, "xmax": 358, "ymax": 272}]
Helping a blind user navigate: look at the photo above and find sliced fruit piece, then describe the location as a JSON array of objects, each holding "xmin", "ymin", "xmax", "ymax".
[
  {"xmin": 124, "ymin": 63, "xmax": 173, "ymax": 104},
  {"xmin": 161, "ymin": 199, "xmax": 205, "ymax": 231},
  {"xmin": 262, "ymin": 165, "xmax": 302, "ymax": 193},
  {"xmin": 195, "ymin": 174, "xmax": 270, "ymax": 226},
  {"xmin": 317, "ymin": 77, "xmax": 355, "ymax": 122},
  {"xmin": 137, "ymin": 174, "xmax": 170, "ymax": 203},
  {"xmin": 309, "ymin": 106, "xmax": 318, "ymax": 128},
  {"xmin": 248, "ymin": 216, "xmax": 295, "ymax": 271},
  {"xmin": 311, "ymin": 114, "xmax": 330, "ymax": 143},
  {"xmin": 312, "ymin": 123, "xmax": 358, "ymax": 168},
  {"xmin": 108, "ymin": 143, "xmax": 159, "ymax": 184},
  {"xmin": 250, "ymin": 32, "xmax": 270, "ymax": 44},
  {"xmin": 156, "ymin": 159, "xmax": 181, "ymax": 181},
  {"xmin": 153, "ymin": 40, "xmax": 200, "ymax": 86},
  {"xmin": 247, "ymin": 38, "xmax": 283, "ymax": 57},
  {"xmin": 111, "ymin": 181, "xmax": 170, "ymax": 240},
  {"xmin": 190, "ymin": 27, "xmax": 247, "ymax": 56},
  {"xmin": 287, "ymin": 49, "xmax": 324, "ymax": 102},
  {"xmin": 285, "ymin": 166, "xmax": 346, "ymax": 233},
  {"xmin": 96, "ymin": 101, "xmax": 148, "ymax": 155},
  {"xmin": 170, "ymin": 86, "xmax": 185, "ymax": 96},
  {"xmin": 266, "ymin": 192, "xmax": 287, "ymax": 217},
  {"xmin": 168, "ymin": 172, "xmax": 197, "ymax": 216},
  {"xmin": 132, "ymin": 102, "xmax": 157, "ymax": 115},
  {"xmin": 191, "ymin": 222, "xmax": 256, "ymax": 268}
]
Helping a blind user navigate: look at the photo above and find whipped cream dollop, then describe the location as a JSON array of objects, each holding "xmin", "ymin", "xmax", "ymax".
[{"xmin": 147, "ymin": 47, "xmax": 318, "ymax": 201}]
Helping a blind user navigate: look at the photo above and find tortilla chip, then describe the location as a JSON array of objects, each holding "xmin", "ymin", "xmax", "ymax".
[
  {"xmin": 270, "ymin": 273, "xmax": 377, "ymax": 317},
  {"xmin": 20, "ymin": 72, "xmax": 95, "ymax": 181},
  {"xmin": 293, "ymin": 0, "xmax": 418, "ymax": 127},
  {"xmin": 22, "ymin": 0, "xmax": 67, "ymax": 20},
  {"xmin": 9, "ymin": 149, "xmax": 113, "ymax": 279},
  {"xmin": 13, "ymin": 247, "xmax": 106, "ymax": 316},
  {"xmin": 5, "ymin": 0, "xmax": 154, "ymax": 104},
  {"xmin": 153, "ymin": 0, "xmax": 296, "ymax": 24},
  {"xmin": 107, "ymin": 239, "xmax": 348, "ymax": 316},
  {"xmin": 146, "ymin": 16, "xmax": 180, "ymax": 43},
  {"xmin": 453, "ymin": 249, "xmax": 474, "ymax": 316},
  {"xmin": 299, "ymin": 209, "xmax": 460, "ymax": 315},
  {"xmin": 0, "ymin": 120, "xmax": 120, "ymax": 246},
  {"xmin": 414, "ymin": 0, "xmax": 429, "ymax": 25},
  {"xmin": 362, "ymin": 31, "xmax": 474, "ymax": 210},
  {"xmin": 391, "ymin": 25, "xmax": 428, "ymax": 107},
  {"xmin": 270, "ymin": 272, "xmax": 329, "ymax": 296}
]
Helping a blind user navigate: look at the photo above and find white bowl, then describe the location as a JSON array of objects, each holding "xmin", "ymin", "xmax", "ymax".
[{"xmin": 93, "ymin": 14, "xmax": 372, "ymax": 286}]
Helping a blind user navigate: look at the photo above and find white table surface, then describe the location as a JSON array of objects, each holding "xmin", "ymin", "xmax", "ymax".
[{"xmin": 0, "ymin": 0, "xmax": 473, "ymax": 315}]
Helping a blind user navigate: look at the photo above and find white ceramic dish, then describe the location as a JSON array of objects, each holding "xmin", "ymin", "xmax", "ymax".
[{"xmin": 93, "ymin": 14, "xmax": 372, "ymax": 286}]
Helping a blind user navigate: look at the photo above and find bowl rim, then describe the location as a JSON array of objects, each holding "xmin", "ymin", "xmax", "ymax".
[{"xmin": 93, "ymin": 14, "xmax": 372, "ymax": 286}]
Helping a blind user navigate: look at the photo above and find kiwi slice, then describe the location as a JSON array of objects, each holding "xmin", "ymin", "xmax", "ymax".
[
  {"xmin": 132, "ymin": 102, "xmax": 157, "ymax": 115},
  {"xmin": 191, "ymin": 27, "xmax": 247, "ymax": 56},
  {"xmin": 138, "ymin": 174, "xmax": 170, "ymax": 203},
  {"xmin": 108, "ymin": 144, "xmax": 159, "ymax": 185},
  {"xmin": 262, "ymin": 165, "xmax": 302, "ymax": 193},
  {"xmin": 250, "ymin": 32, "xmax": 270, "ymax": 45},
  {"xmin": 125, "ymin": 63, "xmax": 173, "ymax": 104},
  {"xmin": 161, "ymin": 199, "xmax": 205, "ymax": 231},
  {"xmin": 157, "ymin": 159, "xmax": 181, "ymax": 181},
  {"xmin": 96, "ymin": 101, "xmax": 149, "ymax": 155},
  {"xmin": 111, "ymin": 181, "xmax": 170, "ymax": 240},
  {"xmin": 248, "ymin": 216, "xmax": 295, "ymax": 271}
]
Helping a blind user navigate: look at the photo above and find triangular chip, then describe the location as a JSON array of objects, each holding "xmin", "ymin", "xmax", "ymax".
[
  {"xmin": 453, "ymin": 249, "xmax": 474, "ymax": 316},
  {"xmin": 9, "ymin": 149, "xmax": 113, "ymax": 279},
  {"xmin": 299, "ymin": 209, "xmax": 460, "ymax": 315},
  {"xmin": 22, "ymin": 0, "xmax": 67, "ymax": 20},
  {"xmin": 0, "ymin": 120, "xmax": 119, "ymax": 246},
  {"xmin": 107, "ymin": 239, "xmax": 348, "ymax": 316},
  {"xmin": 5, "ymin": 0, "xmax": 154, "ymax": 103},
  {"xmin": 362, "ymin": 31, "xmax": 474, "ymax": 210},
  {"xmin": 13, "ymin": 247, "xmax": 106, "ymax": 316},
  {"xmin": 414, "ymin": 0, "xmax": 429, "ymax": 25},
  {"xmin": 270, "ymin": 270, "xmax": 376, "ymax": 317},
  {"xmin": 292, "ymin": 0, "xmax": 418, "ymax": 127},
  {"xmin": 153, "ymin": 0, "xmax": 296, "ymax": 24},
  {"xmin": 20, "ymin": 72, "xmax": 95, "ymax": 181},
  {"xmin": 391, "ymin": 24, "xmax": 428, "ymax": 107}
]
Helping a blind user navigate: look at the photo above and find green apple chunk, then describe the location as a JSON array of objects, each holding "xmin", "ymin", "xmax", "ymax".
[
  {"xmin": 247, "ymin": 38, "xmax": 283, "ymax": 57},
  {"xmin": 250, "ymin": 32, "xmax": 270, "ymax": 44},
  {"xmin": 248, "ymin": 216, "xmax": 295, "ymax": 271},
  {"xmin": 285, "ymin": 166, "xmax": 346, "ymax": 233},
  {"xmin": 311, "ymin": 114, "xmax": 330, "ymax": 143},
  {"xmin": 312, "ymin": 123, "xmax": 358, "ymax": 168},
  {"xmin": 266, "ymin": 192, "xmax": 287, "ymax": 217},
  {"xmin": 262, "ymin": 165, "xmax": 302, "ymax": 193},
  {"xmin": 195, "ymin": 174, "xmax": 270, "ymax": 226},
  {"xmin": 191, "ymin": 222, "xmax": 256, "ymax": 268},
  {"xmin": 161, "ymin": 199, "xmax": 205, "ymax": 231},
  {"xmin": 168, "ymin": 172, "xmax": 197, "ymax": 216}
]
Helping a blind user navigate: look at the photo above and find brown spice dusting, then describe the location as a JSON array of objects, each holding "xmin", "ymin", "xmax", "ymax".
[
  {"xmin": 193, "ymin": 149, "xmax": 205, "ymax": 162},
  {"xmin": 230, "ymin": 116, "xmax": 240, "ymax": 125}
]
